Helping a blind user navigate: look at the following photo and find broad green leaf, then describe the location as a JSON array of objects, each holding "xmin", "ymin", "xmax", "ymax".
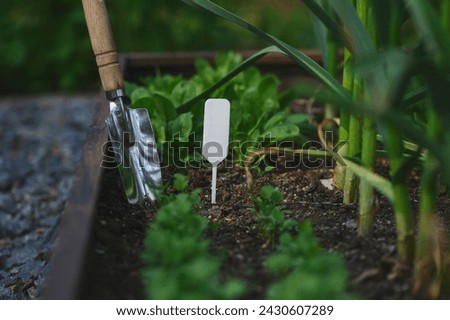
[
  {"xmin": 215, "ymin": 51, "xmax": 242, "ymax": 76},
  {"xmin": 131, "ymin": 96, "xmax": 153, "ymax": 109},
  {"xmin": 258, "ymin": 74, "xmax": 279, "ymax": 99},
  {"xmin": 130, "ymin": 87, "xmax": 151, "ymax": 102},
  {"xmin": 146, "ymin": 74, "xmax": 185, "ymax": 95},
  {"xmin": 262, "ymin": 98, "xmax": 279, "ymax": 114},
  {"xmin": 150, "ymin": 93, "xmax": 178, "ymax": 122},
  {"xmin": 152, "ymin": 116, "xmax": 167, "ymax": 144},
  {"xmin": 242, "ymin": 67, "xmax": 261, "ymax": 90},
  {"xmin": 171, "ymin": 80, "xmax": 197, "ymax": 106},
  {"xmin": 170, "ymin": 112, "xmax": 193, "ymax": 142},
  {"xmin": 194, "ymin": 58, "xmax": 215, "ymax": 83},
  {"xmin": 285, "ymin": 114, "xmax": 310, "ymax": 126},
  {"xmin": 262, "ymin": 124, "xmax": 300, "ymax": 141},
  {"xmin": 132, "ymin": 94, "xmax": 177, "ymax": 123},
  {"xmin": 264, "ymin": 112, "xmax": 288, "ymax": 130},
  {"xmin": 286, "ymin": 114, "xmax": 315, "ymax": 139}
]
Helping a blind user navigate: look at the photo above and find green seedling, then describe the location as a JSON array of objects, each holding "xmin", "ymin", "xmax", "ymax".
[
  {"xmin": 252, "ymin": 185, "xmax": 351, "ymax": 299},
  {"xmin": 141, "ymin": 174, "xmax": 245, "ymax": 299},
  {"xmin": 252, "ymin": 185, "xmax": 297, "ymax": 244},
  {"xmin": 173, "ymin": 172, "xmax": 189, "ymax": 192},
  {"xmin": 265, "ymin": 222, "xmax": 352, "ymax": 300}
]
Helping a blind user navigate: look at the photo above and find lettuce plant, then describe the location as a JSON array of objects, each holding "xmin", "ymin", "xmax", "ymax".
[{"xmin": 127, "ymin": 51, "xmax": 314, "ymax": 167}]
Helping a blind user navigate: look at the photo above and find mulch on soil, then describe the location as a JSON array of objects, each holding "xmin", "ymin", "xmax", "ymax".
[
  {"xmin": 80, "ymin": 161, "xmax": 450, "ymax": 299},
  {"xmin": 0, "ymin": 95, "xmax": 96, "ymax": 299}
]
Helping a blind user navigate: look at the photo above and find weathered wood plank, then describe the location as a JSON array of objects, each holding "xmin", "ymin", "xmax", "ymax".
[{"xmin": 44, "ymin": 97, "xmax": 108, "ymax": 299}]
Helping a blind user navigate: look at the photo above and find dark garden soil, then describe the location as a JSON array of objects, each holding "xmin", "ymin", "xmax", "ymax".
[{"xmin": 80, "ymin": 159, "xmax": 450, "ymax": 300}]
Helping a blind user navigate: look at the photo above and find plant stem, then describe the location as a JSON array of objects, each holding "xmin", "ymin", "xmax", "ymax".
[
  {"xmin": 386, "ymin": 128, "xmax": 414, "ymax": 263},
  {"xmin": 343, "ymin": 71, "xmax": 363, "ymax": 203},
  {"xmin": 343, "ymin": 112, "xmax": 361, "ymax": 204},
  {"xmin": 384, "ymin": 0, "xmax": 415, "ymax": 263},
  {"xmin": 357, "ymin": 0, "xmax": 377, "ymax": 234},
  {"xmin": 358, "ymin": 116, "xmax": 376, "ymax": 234},
  {"xmin": 323, "ymin": 0, "xmax": 339, "ymax": 120},
  {"xmin": 414, "ymin": 110, "xmax": 442, "ymax": 297},
  {"xmin": 343, "ymin": 0, "xmax": 371, "ymax": 204},
  {"xmin": 324, "ymin": 40, "xmax": 338, "ymax": 119},
  {"xmin": 334, "ymin": 49, "xmax": 352, "ymax": 190}
]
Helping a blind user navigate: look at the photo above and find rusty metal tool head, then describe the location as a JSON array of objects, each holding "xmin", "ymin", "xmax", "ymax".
[{"xmin": 81, "ymin": 0, "xmax": 161, "ymax": 203}]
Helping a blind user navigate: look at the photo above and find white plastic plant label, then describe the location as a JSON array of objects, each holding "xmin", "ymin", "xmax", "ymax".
[{"xmin": 202, "ymin": 98, "xmax": 230, "ymax": 204}]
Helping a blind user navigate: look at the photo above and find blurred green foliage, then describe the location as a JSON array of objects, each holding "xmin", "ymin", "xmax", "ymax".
[{"xmin": 1, "ymin": 0, "xmax": 313, "ymax": 94}]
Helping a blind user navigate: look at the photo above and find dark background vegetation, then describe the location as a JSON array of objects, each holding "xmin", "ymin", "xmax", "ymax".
[{"xmin": 1, "ymin": 0, "xmax": 314, "ymax": 94}]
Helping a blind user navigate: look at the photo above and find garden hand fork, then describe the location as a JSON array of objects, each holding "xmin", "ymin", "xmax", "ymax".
[{"xmin": 81, "ymin": 0, "xmax": 162, "ymax": 204}]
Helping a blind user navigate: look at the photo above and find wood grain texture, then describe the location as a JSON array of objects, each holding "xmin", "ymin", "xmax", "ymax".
[{"xmin": 81, "ymin": 0, "xmax": 123, "ymax": 92}]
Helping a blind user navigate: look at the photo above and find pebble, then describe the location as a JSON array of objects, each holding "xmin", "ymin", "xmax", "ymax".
[
  {"xmin": 344, "ymin": 219, "xmax": 358, "ymax": 230},
  {"xmin": 0, "ymin": 94, "xmax": 96, "ymax": 299}
]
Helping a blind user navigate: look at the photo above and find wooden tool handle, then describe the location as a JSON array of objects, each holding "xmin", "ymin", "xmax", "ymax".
[{"xmin": 81, "ymin": 0, "xmax": 123, "ymax": 92}]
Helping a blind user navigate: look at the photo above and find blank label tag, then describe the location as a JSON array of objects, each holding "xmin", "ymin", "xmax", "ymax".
[{"xmin": 202, "ymin": 99, "xmax": 230, "ymax": 204}]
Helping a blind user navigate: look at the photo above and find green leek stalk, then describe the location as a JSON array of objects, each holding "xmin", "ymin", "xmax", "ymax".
[
  {"xmin": 357, "ymin": 1, "xmax": 377, "ymax": 234},
  {"xmin": 324, "ymin": 40, "xmax": 338, "ymax": 119},
  {"xmin": 334, "ymin": 0, "xmax": 359, "ymax": 191},
  {"xmin": 343, "ymin": 0, "xmax": 369, "ymax": 204},
  {"xmin": 387, "ymin": 129, "xmax": 414, "ymax": 263},
  {"xmin": 342, "ymin": 88, "xmax": 362, "ymax": 204},
  {"xmin": 413, "ymin": 111, "xmax": 442, "ymax": 297},
  {"xmin": 323, "ymin": 0, "xmax": 339, "ymax": 120},
  {"xmin": 358, "ymin": 116, "xmax": 376, "ymax": 234},
  {"xmin": 311, "ymin": 0, "xmax": 339, "ymax": 119},
  {"xmin": 414, "ymin": 1, "xmax": 448, "ymax": 296},
  {"xmin": 334, "ymin": 49, "xmax": 352, "ymax": 190},
  {"xmin": 380, "ymin": 0, "xmax": 414, "ymax": 262}
]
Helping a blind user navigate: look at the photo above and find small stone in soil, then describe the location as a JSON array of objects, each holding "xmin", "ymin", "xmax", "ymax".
[{"xmin": 344, "ymin": 219, "xmax": 358, "ymax": 230}]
